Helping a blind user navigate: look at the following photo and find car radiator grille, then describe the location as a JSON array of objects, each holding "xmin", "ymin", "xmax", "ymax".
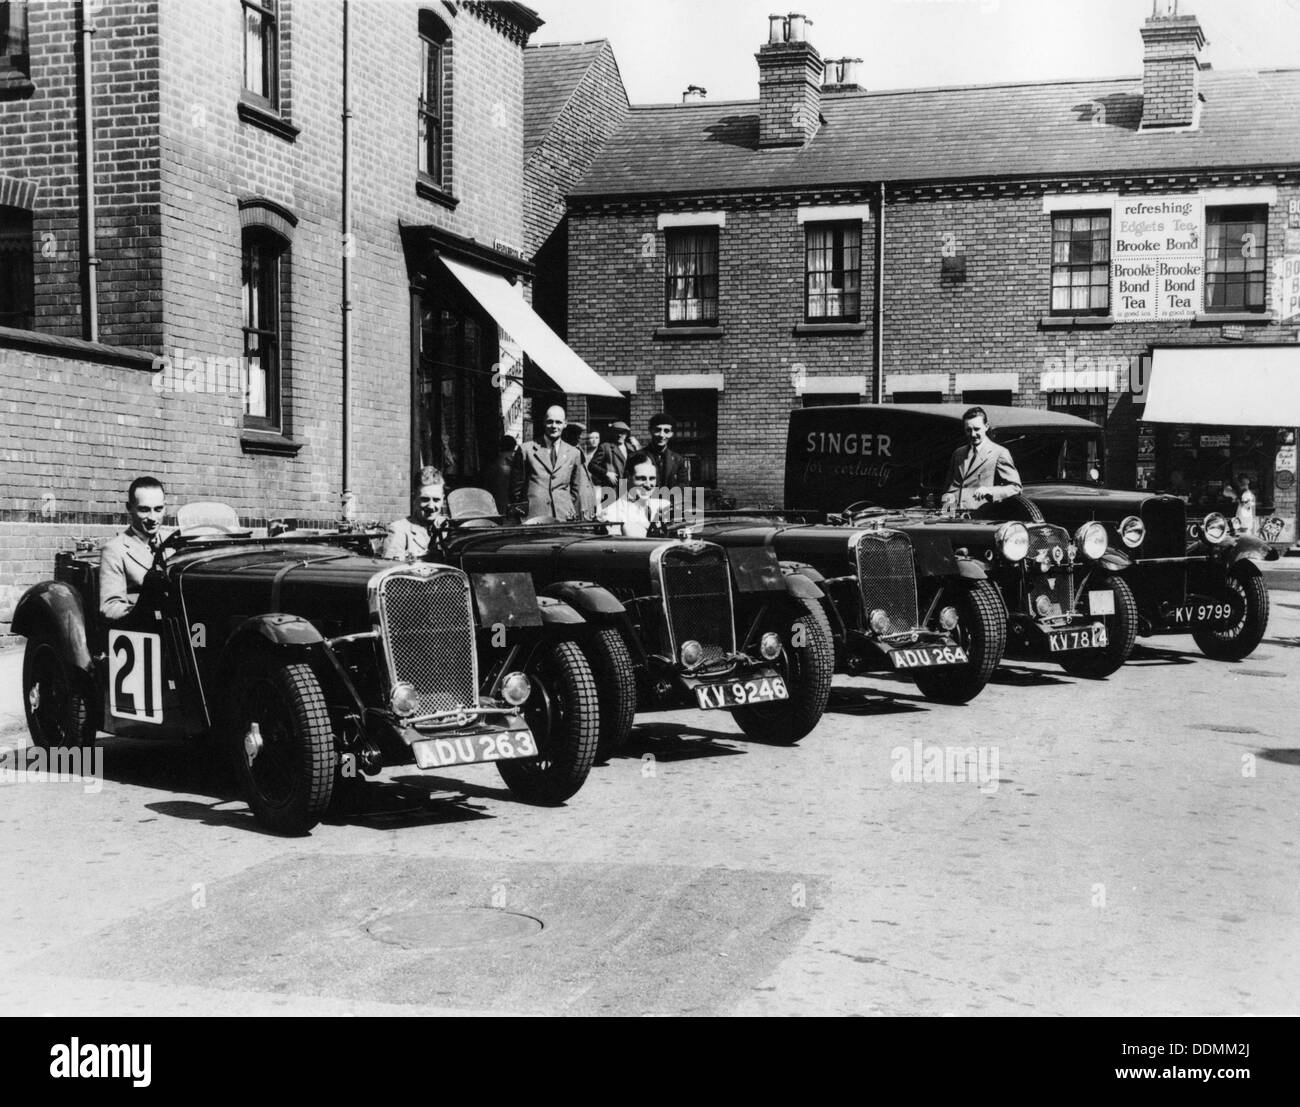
[
  {"xmin": 658, "ymin": 544, "xmax": 736, "ymax": 664},
  {"xmin": 854, "ymin": 530, "xmax": 918, "ymax": 631},
  {"xmin": 377, "ymin": 568, "xmax": 478, "ymax": 715},
  {"xmin": 1026, "ymin": 524, "xmax": 1074, "ymax": 616},
  {"xmin": 1140, "ymin": 497, "xmax": 1187, "ymax": 560}
]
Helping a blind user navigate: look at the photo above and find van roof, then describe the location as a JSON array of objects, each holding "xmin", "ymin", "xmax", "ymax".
[{"xmin": 791, "ymin": 403, "xmax": 1101, "ymax": 432}]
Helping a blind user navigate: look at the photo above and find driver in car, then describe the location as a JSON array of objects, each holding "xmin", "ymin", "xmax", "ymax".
[
  {"xmin": 383, "ymin": 466, "xmax": 446, "ymax": 560},
  {"xmin": 99, "ymin": 475, "xmax": 169, "ymax": 621},
  {"xmin": 940, "ymin": 406, "xmax": 1022, "ymax": 512},
  {"xmin": 598, "ymin": 453, "xmax": 670, "ymax": 538}
]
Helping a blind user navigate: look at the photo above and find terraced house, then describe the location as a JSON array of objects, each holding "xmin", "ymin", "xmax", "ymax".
[
  {"xmin": 0, "ymin": 0, "xmax": 619, "ymax": 631},
  {"xmin": 554, "ymin": 6, "xmax": 1300, "ymax": 542}
]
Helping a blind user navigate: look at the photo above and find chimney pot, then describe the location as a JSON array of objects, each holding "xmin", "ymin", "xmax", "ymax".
[
  {"xmin": 768, "ymin": 14, "xmax": 784, "ymax": 43},
  {"xmin": 787, "ymin": 13, "xmax": 808, "ymax": 42}
]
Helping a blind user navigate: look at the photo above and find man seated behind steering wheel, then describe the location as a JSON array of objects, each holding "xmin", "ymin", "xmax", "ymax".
[{"xmin": 597, "ymin": 452, "xmax": 670, "ymax": 538}]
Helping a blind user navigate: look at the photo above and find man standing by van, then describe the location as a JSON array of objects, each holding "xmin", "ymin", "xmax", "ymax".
[{"xmin": 941, "ymin": 407, "xmax": 1022, "ymax": 511}]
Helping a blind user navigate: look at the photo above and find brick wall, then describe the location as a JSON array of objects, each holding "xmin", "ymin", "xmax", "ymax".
[
  {"xmin": 569, "ymin": 177, "xmax": 1300, "ymax": 506},
  {"xmin": 2, "ymin": 0, "xmax": 535, "ymax": 625},
  {"xmin": 568, "ymin": 197, "xmax": 876, "ymax": 506}
]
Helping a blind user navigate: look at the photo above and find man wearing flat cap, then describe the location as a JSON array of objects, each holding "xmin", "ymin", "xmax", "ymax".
[{"xmin": 589, "ymin": 420, "xmax": 635, "ymax": 492}]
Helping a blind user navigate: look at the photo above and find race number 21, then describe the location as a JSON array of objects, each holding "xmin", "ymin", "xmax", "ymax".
[{"xmin": 108, "ymin": 630, "xmax": 163, "ymax": 723}]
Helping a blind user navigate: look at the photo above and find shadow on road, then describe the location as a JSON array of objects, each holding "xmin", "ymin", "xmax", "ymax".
[
  {"xmin": 825, "ymin": 687, "xmax": 928, "ymax": 716},
  {"xmin": 1262, "ymin": 636, "xmax": 1300, "ymax": 649},
  {"xmin": 1124, "ymin": 644, "xmax": 1198, "ymax": 666},
  {"xmin": 608, "ymin": 722, "xmax": 746, "ymax": 761},
  {"xmin": 1257, "ymin": 748, "xmax": 1300, "ymax": 767},
  {"xmin": 989, "ymin": 665, "xmax": 1073, "ymax": 688}
]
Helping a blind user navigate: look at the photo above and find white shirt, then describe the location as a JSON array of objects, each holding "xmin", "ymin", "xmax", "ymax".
[{"xmin": 599, "ymin": 495, "xmax": 670, "ymax": 538}]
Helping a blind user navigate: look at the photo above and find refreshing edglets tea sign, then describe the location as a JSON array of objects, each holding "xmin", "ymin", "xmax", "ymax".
[{"xmin": 1111, "ymin": 196, "xmax": 1205, "ymax": 321}]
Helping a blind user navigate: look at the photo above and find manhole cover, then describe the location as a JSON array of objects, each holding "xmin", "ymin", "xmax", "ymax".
[{"xmin": 365, "ymin": 907, "xmax": 543, "ymax": 950}]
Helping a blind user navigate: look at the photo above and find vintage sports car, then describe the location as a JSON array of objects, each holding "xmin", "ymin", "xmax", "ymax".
[
  {"xmin": 438, "ymin": 488, "xmax": 834, "ymax": 752},
  {"xmin": 787, "ymin": 403, "xmax": 1275, "ymax": 661},
  {"xmin": 783, "ymin": 411, "xmax": 1140, "ymax": 683},
  {"xmin": 666, "ymin": 515, "xmax": 1006, "ymax": 704},
  {"xmin": 12, "ymin": 515, "xmax": 599, "ymax": 834}
]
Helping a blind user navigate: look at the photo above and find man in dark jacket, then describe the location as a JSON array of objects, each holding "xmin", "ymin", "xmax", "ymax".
[
  {"xmin": 588, "ymin": 420, "xmax": 633, "ymax": 491},
  {"xmin": 476, "ymin": 434, "xmax": 517, "ymax": 514},
  {"xmin": 645, "ymin": 411, "xmax": 688, "ymax": 489}
]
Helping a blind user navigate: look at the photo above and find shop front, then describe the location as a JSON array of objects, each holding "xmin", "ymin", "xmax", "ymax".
[{"xmin": 1140, "ymin": 344, "xmax": 1300, "ymax": 547}]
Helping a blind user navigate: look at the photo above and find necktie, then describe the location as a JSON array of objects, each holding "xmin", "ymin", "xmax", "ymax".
[{"xmin": 549, "ymin": 443, "xmax": 557, "ymax": 467}]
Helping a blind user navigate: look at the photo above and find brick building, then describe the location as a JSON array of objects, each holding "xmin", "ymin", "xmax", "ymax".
[
  {"xmin": 0, "ymin": 0, "xmax": 616, "ymax": 630},
  {"xmin": 561, "ymin": 8, "xmax": 1300, "ymax": 539}
]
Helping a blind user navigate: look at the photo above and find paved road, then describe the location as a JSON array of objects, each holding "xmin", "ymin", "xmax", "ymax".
[{"xmin": 1, "ymin": 577, "xmax": 1297, "ymax": 1016}]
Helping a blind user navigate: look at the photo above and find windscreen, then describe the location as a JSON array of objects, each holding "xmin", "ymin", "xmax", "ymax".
[{"xmin": 990, "ymin": 429, "xmax": 1103, "ymax": 484}]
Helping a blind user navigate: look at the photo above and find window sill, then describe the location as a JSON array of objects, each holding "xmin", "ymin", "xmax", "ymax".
[
  {"xmin": 240, "ymin": 428, "xmax": 304, "ymax": 456},
  {"xmin": 1039, "ymin": 314, "xmax": 1114, "ymax": 328},
  {"xmin": 416, "ymin": 176, "xmax": 459, "ymax": 209},
  {"xmin": 0, "ymin": 67, "xmax": 35, "ymax": 101},
  {"xmin": 794, "ymin": 321, "xmax": 867, "ymax": 335},
  {"xmin": 653, "ymin": 325, "xmax": 723, "ymax": 340},
  {"xmin": 236, "ymin": 97, "xmax": 300, "ymax": 143},
  {"xmin": 1192, "ymin": 311, "xmax": 1275, "ymax": 325}
]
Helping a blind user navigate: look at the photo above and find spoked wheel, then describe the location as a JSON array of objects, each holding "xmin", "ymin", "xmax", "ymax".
[
  {"xmin": 1058, "ymin": 574, "xmax": 1139, "ymax": 679},
  {"xmin": 497, "ymin": 638, "xmax": 598, "ymax": 804},
  {"xmin": 729, "ymin": 597, "xmax": 834, "ymax": 745},
  {"xmin": 1192, "ymin": 564, "xmax": 1269, "ymax": 662},
  {"xmin": 911, "ymin": 579, "xmax": 1007, "ymax": 705},
  {"xmin": 22, "ymin": 633, "xmax": 95, "ymax": 750},
  {"xmin": 227, "ymin": 660, "xmax": 336, "ymax": 834}
]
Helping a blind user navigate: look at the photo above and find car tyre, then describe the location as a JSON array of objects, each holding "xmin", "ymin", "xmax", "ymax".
[
  {"xmin": 498, "ymin": 638, "xmax": 599, "ymax": 804},
  {"xmin": 1058, "ymin": 574, "xmax": 1139, "ymax": 679},
  {"xmin": 730, "ymin": 596, "xmax": 833, "ymax": 744},
  {"xmin": 22, "ymin": 632, "xmax": 96, "ymax": 751},
  {"xmin": 911, "ymin": 579, "xmax": 1007, "ymax": 705},
  {"xmin": 227, "ymin": 660, "xmax": 336, "ymax": 835},
  {"xmin": 585, "ymin": 625, "xmax": 637, "ymax": 756},
  {"xmin": 1191, "ymin": 564, "xmax": 1269, "ymax": 662}
]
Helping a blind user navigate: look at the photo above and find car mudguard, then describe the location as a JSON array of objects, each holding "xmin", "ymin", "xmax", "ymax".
[
  {"xmin": 781, "ymin": 571, "xmax": 824, "ymax": 600},
  {"xmin": 726, "ymin": 546, "xmax": 786, "ymax": 592},
  {"xmin": 214, "ymin": 613, "xmax": 326, "ymax": 680},
  {"xmin": 953, "ymin": 556, "xmax": 989, "ymax": 581},
  {"xmin": 778, "ymin": 560, "xmax": 826, "ymax": 585},
  {"xmin": 541, "ymin": 580, "xmax": 626, "ymax": 618},
  {"xmin": 1221, "ymin": 535, "xmax": 1280, "ymax": 564},
  {"xmin": 1096, "ymin": 547, "xmax": 1133, "ymax": 572},
  {"xmin": 10, "ymin": 581, "xmax": 93, "ymax": 672},
  {"xmin": 471, "ymin": 571, "xmax": 545, "ymax": 628},
  {"xmin": 535, "ymin": 595, "xmax": 585, "ymax": 626}
]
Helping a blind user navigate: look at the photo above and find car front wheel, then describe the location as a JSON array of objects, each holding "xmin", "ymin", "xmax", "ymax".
[
  {"xmin": 730, "ymin": 597, "xmax": 834, "ymax": 745},
  {"xmin": 584, "ymin": 625, "xmax": 637, "ymax": 757},
  {"xmin": 22, "ymin": 632, "xmax": 96, "ymax": 750},
  {"xmin": 1058, "ymin": 574, "xmax": 1139, "ymax": 679},
  {"xmin": 227, "ymin": 660, "xmax": 337, "ymax": 835},
  {"xmin": 498, "ymin": 638, "xmax": 599, "ymax": 804},
  {"xmin": 1191, "ymin": 564, "xmax": 1269, "ymax": 662},
  {"xmin": 911, "ymin": 579, "xmax": 1007, "ymax": 705}
]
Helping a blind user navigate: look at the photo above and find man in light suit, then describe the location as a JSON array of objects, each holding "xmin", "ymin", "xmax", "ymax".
[
  {"xmin": 383, "ymin": 466, "xmax": 445, "ymax": 560},
  {"xmin": 100, "ymin": 476, "xmax": 169, "ymax": 621},
  {"xmin": 511, "ymin": 405, "xmax": 595, "ymax": 521},
  {"xmin": 940, "ymin": 407, "xmax": 1023, "ymax": 511}
]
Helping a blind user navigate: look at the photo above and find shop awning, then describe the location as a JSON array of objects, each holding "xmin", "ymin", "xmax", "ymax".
[
  {"xmin": 439, "ymin": 256, "xmax": 622, "ymax": 398},
  {"xmin": 1143, "ymin": 346, "xmax": 1300, "ymax": 426}
]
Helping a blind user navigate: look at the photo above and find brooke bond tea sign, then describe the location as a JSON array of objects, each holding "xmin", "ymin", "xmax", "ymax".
[{"xmin": 1111, "ymin": 196, "xmax": 1204, "ymax": 321}]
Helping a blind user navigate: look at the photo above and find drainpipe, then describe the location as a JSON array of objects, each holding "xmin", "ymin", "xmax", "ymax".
[
  {"xmin": 341, "ymin": 1, "xmax": 353, "ymax": 511},
  {"xmin": 79, "ymin": 0, "xmax": 99, "ymax": 343},
  {"xmin": 872, "ymin": 180, "xmax": 885, "ymax": 403}
]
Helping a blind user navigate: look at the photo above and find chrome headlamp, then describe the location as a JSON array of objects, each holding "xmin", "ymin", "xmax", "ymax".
[
  {"xmin": 1074, "ymin": 521, "xmax": 1108, "ymax": 561},
  {"xmin": 994, "ymin": 521, "xmax": 1029, "ymax": 562},
  {"xmin": 389, "ymin": 681, "xmax": 422, "ymax": 717},
  {"xmin": 868, "ymin": 609, "xmax": 891, "ymax": 635},
  {"xmin": 1201, "ymin": 512, "xmax": 1229, "ymax": 544},
  {"xmin": 679, "ymin": 640, "xmax": 705, "ymax": 669},
  {"xmin": 759, "ymin": 632, "xmax": 782, "ymax": 660},
  {"xmin": 501, "ymin": 671, "xmax": 532, "ymax": 706},
  {"xmin": 1118, "ymin": 515, "xmax": 1145, "ymax": 548}
]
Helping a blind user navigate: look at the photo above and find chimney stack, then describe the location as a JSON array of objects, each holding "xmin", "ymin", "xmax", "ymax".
[
  {"xmin": 1140, "ymin": 1, "xmax": 1206, "ymax": 129},
  {"xmin": 756, "ymin": 13, "xmax": 824, "ymax": 147},
  {"xmin": 823, "ymin": 57, "xmax": 863, "ymax": 93},
  {"xmin": 682, "ymin": 84, "xmax": 708, "ymax": 103}
]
